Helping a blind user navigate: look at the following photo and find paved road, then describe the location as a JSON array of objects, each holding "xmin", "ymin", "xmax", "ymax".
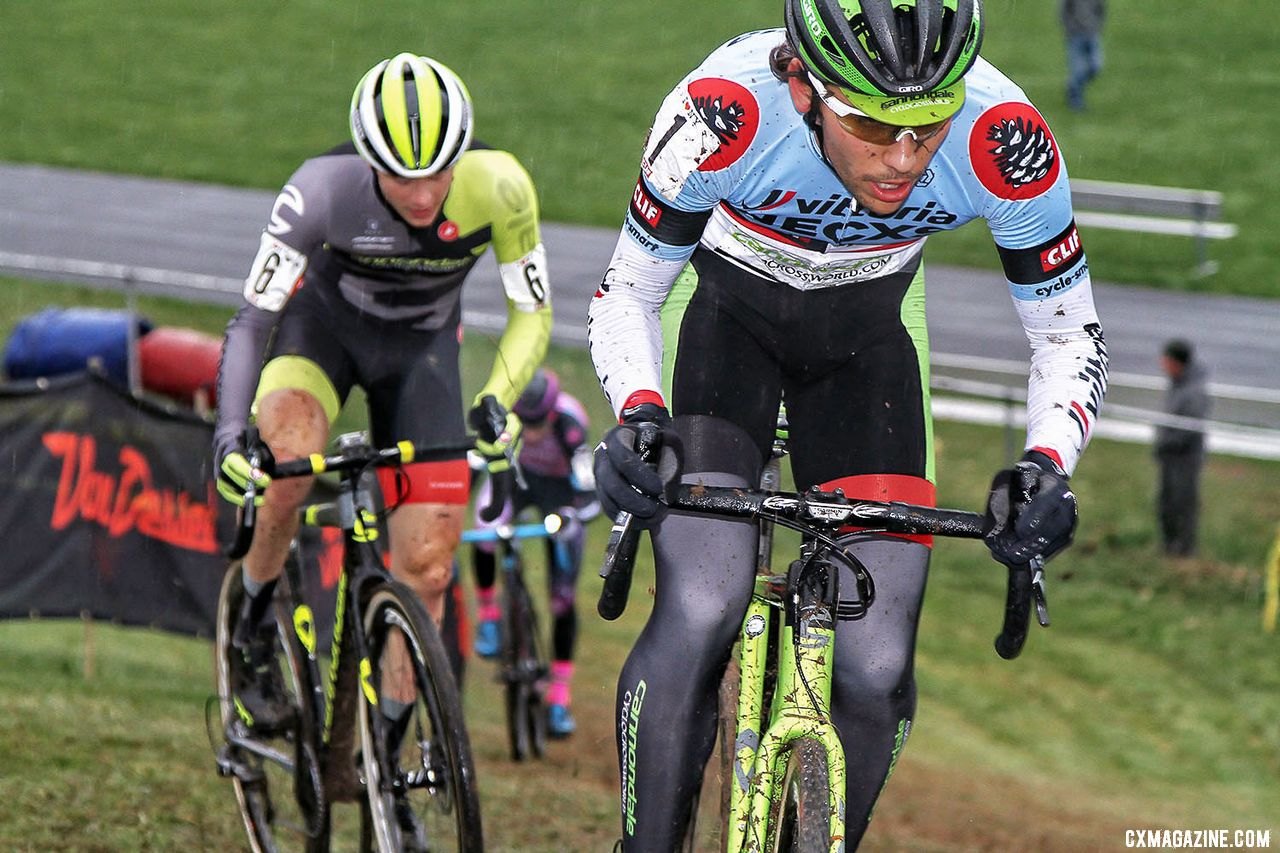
[{"xmin": 3, "ymin": 162, "xmax": 1278, "ymax": 434}]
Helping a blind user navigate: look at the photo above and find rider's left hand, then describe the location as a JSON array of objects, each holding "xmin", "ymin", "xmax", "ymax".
[
  {"xmin": 983, "ymin": 450, "xmax": 1077, "ymax": 566},
  {"xmin": 468, "ymin": 394, "xmax": 522, "ymax": 459}
]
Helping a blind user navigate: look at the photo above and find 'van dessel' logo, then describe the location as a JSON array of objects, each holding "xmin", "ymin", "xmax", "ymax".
[{"xmin": 42, "ymin": 432, "xmax": 219, "ymax": 553}]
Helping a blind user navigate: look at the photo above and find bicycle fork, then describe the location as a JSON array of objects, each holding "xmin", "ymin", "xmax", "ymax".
[{"xmin": 727, "ymin": 575, "xmax": 847, "ymax": 853}]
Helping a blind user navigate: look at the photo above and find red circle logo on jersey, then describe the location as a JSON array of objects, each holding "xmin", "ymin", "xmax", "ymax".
[
  {"xmin": 969, "ymin": 102, "xmax": 1061, "ymax": 200},
  {"xmin": 687, "ymin": 77, "xmax": 759, "ymax": 172},
  {"xmin": 437, "ymin": 220, "xmax": 459, "ymax": 241}
]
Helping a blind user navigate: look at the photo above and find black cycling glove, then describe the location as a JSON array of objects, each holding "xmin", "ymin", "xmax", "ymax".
[
  {"xmin": 467, "ymin": 394, "xmax": 522, "ymax": 460},
  {"xmin": 983, "ymin": 450, "xmax": 1077, "ymax": 566},
  {"xmin": 593, "ymin": 403, "xmax": 683, "ymax": 528}
]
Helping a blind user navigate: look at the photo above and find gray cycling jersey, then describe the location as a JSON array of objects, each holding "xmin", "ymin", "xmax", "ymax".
[{"xmin": 214, "ymin": 143, "xmax": 547, "ymax": 456}]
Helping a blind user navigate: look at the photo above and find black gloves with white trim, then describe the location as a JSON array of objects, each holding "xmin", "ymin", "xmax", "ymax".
[
  {"xmin": 593, "ymin": 403, "xmax": 683, "ymax": 528},
  {"xmin": 983, "ymin": 450, "xmax": 1077, "ymax": 566}
]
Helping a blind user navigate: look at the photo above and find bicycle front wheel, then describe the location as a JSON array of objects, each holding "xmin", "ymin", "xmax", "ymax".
[
  {"xmin": 501, "ymin": 570, "xmax": 547, "ymax": 762},
  {"xmin": 358, "ymin": 582, "xmax": 484, "ymax": 852},
  {"xmin": 213, "ymin": 563, "xmax": 327, "ymax": 852},
  {"xmin": 771, "ymin": 738, "xmax": 833, "ymax": 853}
]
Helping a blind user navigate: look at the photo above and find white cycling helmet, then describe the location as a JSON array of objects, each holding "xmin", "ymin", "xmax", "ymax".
[{"xmin": 349, "ymin": 53, "xmax": 474, "ymax": 178}]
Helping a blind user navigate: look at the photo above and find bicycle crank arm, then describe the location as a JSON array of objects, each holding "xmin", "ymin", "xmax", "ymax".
[{"xmin": 221, "ymin": 729, "xmax": 296, "ymax": 773}]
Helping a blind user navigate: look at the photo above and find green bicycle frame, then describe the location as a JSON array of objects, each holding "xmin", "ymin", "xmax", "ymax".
[{"xmin": 726, "ymin": 572, "xmax": 847, "ymax": 853}]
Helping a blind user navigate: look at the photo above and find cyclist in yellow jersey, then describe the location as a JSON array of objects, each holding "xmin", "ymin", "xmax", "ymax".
[{"xmin": 213, "ymin": 53, "xmax": 552, "ymax": 789}]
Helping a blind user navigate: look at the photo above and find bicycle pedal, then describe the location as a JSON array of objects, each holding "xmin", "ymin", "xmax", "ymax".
[{"xmin": 215, "ymin": 746, "xmax": 265, "ymax": 785}]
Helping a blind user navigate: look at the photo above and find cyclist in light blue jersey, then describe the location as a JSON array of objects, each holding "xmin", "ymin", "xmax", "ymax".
[{"xmin": 588, "ymin": 1, "xmax": 1107, "ymax": 848}]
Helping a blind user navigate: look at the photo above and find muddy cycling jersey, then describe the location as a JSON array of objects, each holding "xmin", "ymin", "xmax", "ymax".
[
  {"xmin": 215, "ymin": 142, "xmax": 549, "ymax": 456},
  {"xmin": 589, "ymin": 29, "xmax": 1107, "ymax": 475},
  {"xmin": 244, "ymin": 142, "xmax": 545, "ymax": 327}
]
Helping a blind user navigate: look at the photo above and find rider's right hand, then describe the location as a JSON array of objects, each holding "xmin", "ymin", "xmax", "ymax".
[
  {"xmin": 593, "ymin": 402, "xmax": 683, "ymax": 528},
  {"xmin": 216, "ymin": 436, "xmax": 274, "ymax": 506}
]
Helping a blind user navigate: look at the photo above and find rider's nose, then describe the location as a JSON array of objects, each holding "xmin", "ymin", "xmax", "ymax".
[{"xmin": 882, "ymin": 134, "xmax": 925, "ymax": 173}]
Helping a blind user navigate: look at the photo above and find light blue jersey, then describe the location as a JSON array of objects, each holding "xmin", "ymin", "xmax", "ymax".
[
  {"xmin": 627, "ymin": 30, "xmax": 1080, "ymax": 292},
  {"xmin": 589, "ymin": 29, "xmax": 1107, "ymax": 473}
]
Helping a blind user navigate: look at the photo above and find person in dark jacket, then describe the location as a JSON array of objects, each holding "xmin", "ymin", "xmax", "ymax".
[
  {"xmin": 1155, "ymin": 339, "xmax": 1211, "ymax": 556},
  {"xmin": 1061, "ymin": 0, "xmax": 1105, "ymax": 111}
]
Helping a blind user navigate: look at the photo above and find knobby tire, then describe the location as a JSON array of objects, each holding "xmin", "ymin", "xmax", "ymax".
[
  {"xmin": 358, "ymin": 582, "xmax": 484, "ymax": 852},
  {"xmin": 214, "ymin": 563, "xmax": 328, "ymax": 852},
  {"xmin": 772, "ymin": 738, "xmax": 832, "ymax": 853}
]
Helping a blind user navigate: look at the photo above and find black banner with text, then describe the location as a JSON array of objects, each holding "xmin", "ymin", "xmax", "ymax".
[{"xmin": 0, "ymin": 373, "xmax": 338, "ymax": 640}]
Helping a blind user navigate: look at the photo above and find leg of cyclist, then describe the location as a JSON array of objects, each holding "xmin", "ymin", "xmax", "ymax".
[
  {"xmin": 372, "ymin": 454, "xmax": 469, "ymax": 724},
  {"xmin": 384, "ymin": 504, "xmax": 466, "ymax": 624},
  {"xmin": 782, "ymin": 291, "xmax": 935, "ymax": 849},
  {"xmin": 544, "ymin": 507, "xmax": 583, "ymax": 737},
  {"xmin": 468, "ymin": 474, "xmax": 510, "ymax": 659},
  {"xmin": 376, "ymin": 501, "xmax": 465, "ymax": 755},
  {"xmin": 471, "ymin": 546, "xmax": 502, "ymax": 657},
  {"xmin": 827, "ymin": 534, "xmax": 930, "ymax": 846},
  {"xmin": 229, "ymin": 357, "xmax": 340, "ymax": 732},
  {"xmin": 614, "ymin": 254, "xmax": 787, "ymax": 851},
  {"xmin": 366, "ymin": 321, "xmax": 472, "ymax": 628},
  {"xmin": 362, "ymin": 328, "xmax": 472, "ymax": 845},
  {"xmin": 616, "ymin": 416, "xmax": 765, "ymax": 852}
]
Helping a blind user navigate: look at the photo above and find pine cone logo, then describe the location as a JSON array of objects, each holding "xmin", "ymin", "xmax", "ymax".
[
  {"xmin": 693, "ymin": 94, "xmax": 746, "ymax": 144},
  {"xmin": 986, "ymin": 116, "xmax": 1056, "ymax": 188},
  {"xmin": 686, "ymin": 77, "xmax": 760, "ymax": 172},
  {"xmin": 969, "ymin": 103, "xmax": 1061, "ymax": 200}
]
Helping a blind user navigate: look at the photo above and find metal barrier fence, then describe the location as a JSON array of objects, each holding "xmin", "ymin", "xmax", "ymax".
[{"xmin": 5, "ymin": 255, "xmax": 1279, "ymax": 461}]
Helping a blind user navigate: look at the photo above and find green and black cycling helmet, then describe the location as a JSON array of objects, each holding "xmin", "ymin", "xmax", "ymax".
[
  {"xmin": 350, "ymin": 52, "xmax": 474, "ymax": 178},
  {"xmin": 785, "ymin": 0, "xmax": 984, "ymax": 125}
]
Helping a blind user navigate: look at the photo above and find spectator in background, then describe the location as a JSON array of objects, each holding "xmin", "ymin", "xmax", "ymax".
[
  {"xmin": 1155, "ymin": 339, "xmax": 1211, "ymax": 556},
  {"xmin": 1061, "ymin": 0, "xmax": 1105, "ymax": 111}
]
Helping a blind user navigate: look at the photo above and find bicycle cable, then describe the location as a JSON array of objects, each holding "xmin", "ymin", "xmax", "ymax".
[{"xmin": 758, "ymin": 510, "xmax": 878, "ymax": 619}]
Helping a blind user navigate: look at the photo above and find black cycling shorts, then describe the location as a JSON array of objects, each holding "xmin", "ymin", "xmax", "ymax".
[{"xmin": 664, "ymin": 247, "xmax": 933, "ymax": 491}]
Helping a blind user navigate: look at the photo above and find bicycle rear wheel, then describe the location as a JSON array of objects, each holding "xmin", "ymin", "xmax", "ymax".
[
  {"xmin": 771, "ymin": 738, "xmax": 832, "ymax": 853},
  {"xmin": 501, "ymin": 569, "xmax": 547, "ymax": 762},
  {"xmin": 213, "ymin": 563, "xmax": 328, "ymax": 852},
  {"xmin": 358, "ymin": 581, "xmax": 484, "ymax": 852}
]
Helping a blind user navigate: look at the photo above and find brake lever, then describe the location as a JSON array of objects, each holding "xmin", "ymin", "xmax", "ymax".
[{"xmin": 1028, "ymin": 554, "xmax": 1050, "ymax": 627}]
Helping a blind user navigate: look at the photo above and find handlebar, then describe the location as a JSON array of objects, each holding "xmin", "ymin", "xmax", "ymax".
[
  {"xmin": 461, "ymin": 514, "xmax": 564, "ymax": 545},
  {"xmin": 596, "ymin": 482, "xmax": 1049, "ymax": 659},
  {"xmin": 223, "ymin": 432, "xmax": 475, "ymax": 560}
]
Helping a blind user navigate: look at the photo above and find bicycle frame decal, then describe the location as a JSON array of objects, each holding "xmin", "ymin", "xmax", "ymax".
[
  {"xmin": 323, "ymin": 570, "xmax": 349, "ymax": 739},
  {"xmin": 728, "ymin": 576, "xmax": 848, "ymax": 853},
  {"xmin": 293, "ymin": 604, "xmax": 317, "ymax": 655},
  {"xmin": 352, "ymin": 507, "xmax": 379, "ymax": 543},
  {"xmin": 620, "ymin": 679, "xmax": 648, "ymax": 836},
  {"xmin": 359, "ymin": 657, "xmax": 377, "ymax": 707}
]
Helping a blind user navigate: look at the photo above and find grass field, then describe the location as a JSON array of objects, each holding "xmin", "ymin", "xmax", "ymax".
[
  {"xmin": 1, "ymin": 280, "xmax": 1277, "ymax": 850},
  {"xmin": 2, "ymin": 0, "xmax": 1276, "ymax": 295}
]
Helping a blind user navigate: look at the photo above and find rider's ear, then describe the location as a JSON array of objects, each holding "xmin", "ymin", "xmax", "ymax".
[{"xmin": 786, "ymin": 70, "xmax": 815, "ymax": 116}]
